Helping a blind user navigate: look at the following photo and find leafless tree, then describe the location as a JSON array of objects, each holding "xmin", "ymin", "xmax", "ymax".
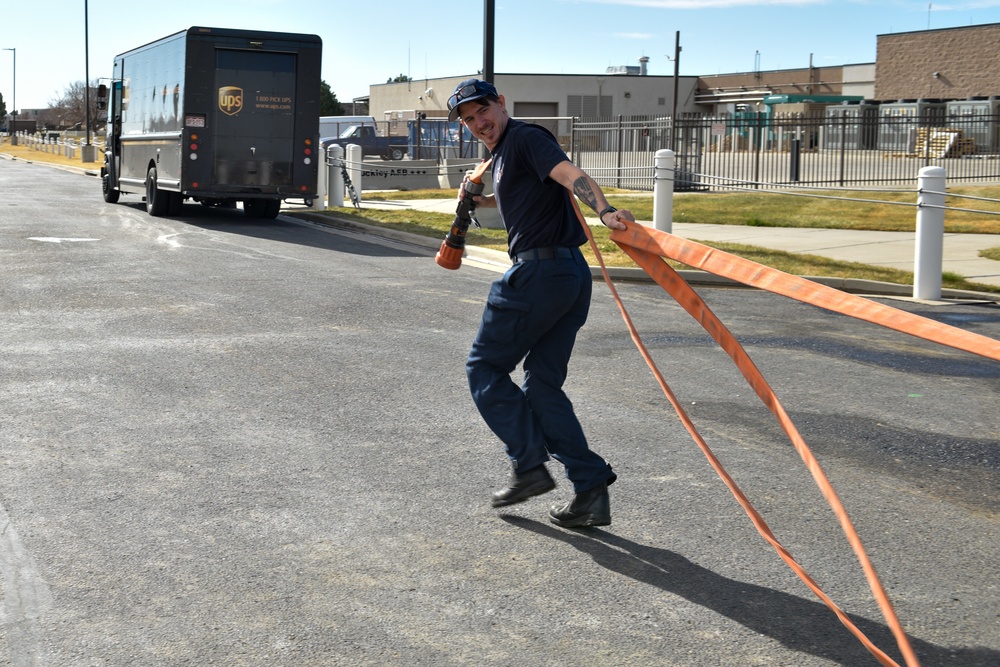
[{"xmin": 47, "ymin": 80, "xmax": 103, "ymax": 132}]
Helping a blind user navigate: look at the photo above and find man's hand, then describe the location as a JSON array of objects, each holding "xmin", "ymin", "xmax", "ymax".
[
  {"xmin": 600, "ymin": 208, "xmax": 633, "ymax": 231},
  {"xmin": 458, "ymin": 177, "xmax": 496, "ymax": 208}
]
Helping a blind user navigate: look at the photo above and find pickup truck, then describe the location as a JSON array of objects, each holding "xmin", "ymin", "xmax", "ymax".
[{"xmin": 322, "ymin": 125, "xmax": 408, "ymax": 161}]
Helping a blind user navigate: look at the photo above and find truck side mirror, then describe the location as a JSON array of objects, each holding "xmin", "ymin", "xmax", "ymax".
[{"xmin": 97, "ymin": 84, "xmax": 108, "ymax": 111}]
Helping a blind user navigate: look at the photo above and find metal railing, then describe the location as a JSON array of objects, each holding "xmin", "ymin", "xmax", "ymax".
[{"xmin": 570, "ymin": 111, "xmax": 1000, "ymax": 191}]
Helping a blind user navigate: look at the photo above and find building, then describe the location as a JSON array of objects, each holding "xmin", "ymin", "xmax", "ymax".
[
  {"xmin": 366, "ymin": 23, "xmax": 999, "ymax": 123},
  {"xmin": 369, "ymin": 68, "xmax": 701, "ymax": 126},
  {"xmin": 875, "ymin": 23, "xmax": 1000, "ymax": 101},
  {"xmin": 695, "ymin": 63, "xmax": 875, "ymax": 115}
]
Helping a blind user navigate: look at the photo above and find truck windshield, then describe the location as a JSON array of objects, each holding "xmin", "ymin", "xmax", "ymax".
[{"xmin": 338, "ymin": 125, "xmax": 362, "ymax": 139}]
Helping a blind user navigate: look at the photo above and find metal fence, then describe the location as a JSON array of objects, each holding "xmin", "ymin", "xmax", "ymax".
[{"xmin": 570, "ymin": 110, "xmax": 1000, "ymax": 191}]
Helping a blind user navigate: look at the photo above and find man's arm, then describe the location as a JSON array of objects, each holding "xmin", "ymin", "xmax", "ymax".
[{"xmin": 549, "ymin": 160, "xmax": 633, "ymax": 230}]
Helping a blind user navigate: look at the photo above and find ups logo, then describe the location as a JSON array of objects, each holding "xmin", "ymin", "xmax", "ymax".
[{"xmin": 218, "ymin": 86, "xmax": 243, "ymax": 116}]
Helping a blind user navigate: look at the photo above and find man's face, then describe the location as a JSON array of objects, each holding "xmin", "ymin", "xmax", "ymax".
[{"xmin": 457, "ymin": 95, "xmax": 508, "ymax": 149}]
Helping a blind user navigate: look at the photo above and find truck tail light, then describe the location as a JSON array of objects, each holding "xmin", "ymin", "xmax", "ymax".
[
  {"xmin": 303, "ymin": 138, "xmax": 313, "ymax": 164},
  {"xmin": 189, "ymin": 132, "xmax": 199, "ymax": 161}
]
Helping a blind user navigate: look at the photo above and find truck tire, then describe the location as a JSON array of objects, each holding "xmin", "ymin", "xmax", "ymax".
[
  {"xmin": 102, "ymin": 167, "xmax": 120, "ymax": 204},
  {"xmin": 167, "ymin": 191, "xmax": 184, "ymax": 217},
  {"xmin": 262, "ymin": 198, "xmax": 281, "ymax": 219},
  {"xmin": 243, "ymin": 198, "xmax": 281, "ymax": 219},
  {"xmin": 389, "ymin": 147, "xmax": 404, "ymax": 161},
  {"xmin": 145, "ymin": 167, "xmax": 168, "ymax": 217}
]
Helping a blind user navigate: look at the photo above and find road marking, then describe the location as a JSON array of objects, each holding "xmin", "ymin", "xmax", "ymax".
[{"xmin": 27, "ymin": 238, "xmax": 100, "ymax": 243}]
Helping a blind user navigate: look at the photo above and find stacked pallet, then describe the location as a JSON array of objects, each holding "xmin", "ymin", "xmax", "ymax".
[{"xmin": 914, "ymin": 127, "xmax": 977, "ymax": 158}]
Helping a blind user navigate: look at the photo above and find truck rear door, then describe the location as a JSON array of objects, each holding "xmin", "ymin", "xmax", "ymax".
[{"xmin": 213, "ymin": 49, "xmax": 296, "ymax": 188}]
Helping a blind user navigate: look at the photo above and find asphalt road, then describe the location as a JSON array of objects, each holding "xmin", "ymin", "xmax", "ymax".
[{"xmin": 1, "ymin": 157, "xmax": 998, "ymax": 666}]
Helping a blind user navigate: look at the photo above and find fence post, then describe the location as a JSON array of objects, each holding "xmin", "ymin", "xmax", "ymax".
[
  {"xmin": 653, "ymin": 149, "xmax": 675, "ymax": 233},
  {"xmin": 327, "ymin": 144, "xmax": 344, "ymax": 208},
  {"xmin": 914, "ymin": 165, "xmax": 946, "ymax": 300}
]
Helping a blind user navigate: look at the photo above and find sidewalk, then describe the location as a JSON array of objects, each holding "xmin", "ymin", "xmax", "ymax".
[{"xmin": 353, "ymin": 198, "xmax": 1000, "ymax": 288}]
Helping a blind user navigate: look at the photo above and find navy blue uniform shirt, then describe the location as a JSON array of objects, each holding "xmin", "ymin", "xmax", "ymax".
[{"xmin": 490, "ymin": 119, "xmax": 587, "ymax": 257}]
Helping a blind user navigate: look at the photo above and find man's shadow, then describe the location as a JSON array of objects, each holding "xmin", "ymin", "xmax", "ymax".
[{"xmin": 502, "ymin": 516, "xmax": 999, "ymax": 666}]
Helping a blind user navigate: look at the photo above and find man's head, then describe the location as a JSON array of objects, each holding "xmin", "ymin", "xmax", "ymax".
[
  {"xmin": 447, "ymin": 78, "xmax": 508, "ymax": 149},
  {"xmin": 447, "ymin": 79, "xmax": 499, "ymax": 121}
]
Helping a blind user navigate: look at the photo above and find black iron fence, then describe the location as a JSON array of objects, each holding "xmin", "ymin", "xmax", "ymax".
[{"xmin": 570, "ymin": 110, "xmax": 1000, "ymax": 191}]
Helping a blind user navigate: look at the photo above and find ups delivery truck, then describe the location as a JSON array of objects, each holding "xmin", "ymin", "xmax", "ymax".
[{"xmin": 100, "ymin": 27, "xmax": 322, "ymax": 218}]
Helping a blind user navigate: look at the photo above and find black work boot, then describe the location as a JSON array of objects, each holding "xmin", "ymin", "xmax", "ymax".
[
  {"xmin": 491, "ymin": 465, "xmax": 556, "ymax": 507},
  {"xmin": 548, "ymin": 483, "xmax": 611, "ymax": 527}
]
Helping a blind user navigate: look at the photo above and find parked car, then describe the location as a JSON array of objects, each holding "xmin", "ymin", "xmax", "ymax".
[{"xmin": 322, "ymin": 125, "xmax": 407, "ymax": 161}]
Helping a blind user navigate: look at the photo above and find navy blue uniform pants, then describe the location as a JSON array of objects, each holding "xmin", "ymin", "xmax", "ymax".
[{"xmin": 466, "ymin": 247, "xmax": 616, "ymax": 494}]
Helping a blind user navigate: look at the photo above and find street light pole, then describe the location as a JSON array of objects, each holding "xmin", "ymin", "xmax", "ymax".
[
  {"xmin": 81, "ymin": 0, "xmax": 98, "ymax": 162},
  {"xmin": 483, "ymin": 0, "xmax": 494, "ymax": 83},
  {"xmin": 2, "ymin": 47, "xmax": 15, "ymax": 145},
  {"xmin": 671, "ymin": 31, "xmax": 680, "ymax": 151}
]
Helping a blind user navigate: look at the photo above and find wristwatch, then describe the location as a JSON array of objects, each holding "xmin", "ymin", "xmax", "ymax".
[{"xmin": 598, "ymin": 205, "xmax": 617, "ymax": 222}]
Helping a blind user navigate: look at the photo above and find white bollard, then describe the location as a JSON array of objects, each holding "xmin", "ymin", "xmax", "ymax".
[
  {"xmin": 913, "ymin": 165, "xmax": 947, "ymax": 300},
  {"xmin": 326, "ymin": 144, "xmax": 344, "ymax": 208},
  {"xmin": 312, "ymin": 143, "xmax": 327, "ymax": 211},
  {"xmin": 653, "ymin": 149, "xmax": 675, "ymax": 233},
  {"xmin": 346, "ymin": 144, "xmax": 362, "ymax": 200}
]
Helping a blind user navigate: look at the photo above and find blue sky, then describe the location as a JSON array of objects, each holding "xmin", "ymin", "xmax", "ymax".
[{"xmin": 2, "ymin": 0, "xmax": 999, "ymax": 110}]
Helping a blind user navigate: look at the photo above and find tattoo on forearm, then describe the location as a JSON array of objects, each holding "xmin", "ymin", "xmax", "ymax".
[{"xmin": 573, "ymin": 177, "xmax": 600, "ymax": 212}]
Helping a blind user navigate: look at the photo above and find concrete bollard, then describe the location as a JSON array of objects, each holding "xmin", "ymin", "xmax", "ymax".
[
  {"xmin": 346, "ymin": 144, "xmax": 362, "ymax": 200},
  {"xmin": 312, "ymin": 144, "xmax": 327, "ymax": 211},
  {"xmin": 326, "ymin": 144, "xmax": 344, "ymax": 208},
  {"xmin": 913, "ymin": 166, "xmax": 947, "ymax": 301},
  {"xmin": 653, "ymin": 149, "xmax": 675, "ymax": 233}
]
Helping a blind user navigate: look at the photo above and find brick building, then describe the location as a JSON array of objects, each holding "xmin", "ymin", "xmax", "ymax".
[{"xmin": 875, "ymin": 23, "xmax": 1000, "ymax": 101}]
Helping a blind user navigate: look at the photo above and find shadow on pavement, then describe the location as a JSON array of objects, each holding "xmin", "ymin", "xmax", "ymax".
[
  {"xmin": 501, "ymin": 516, "xmax": 1000, "ymax": 667},
  {"xmin": 119, "ymin": 201, "xmax": 425, "ymax": 259}
]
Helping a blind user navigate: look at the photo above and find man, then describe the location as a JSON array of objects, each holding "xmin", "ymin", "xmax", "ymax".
[{"xmin": 448, "ymin": 79, "xmax": 635, "ymax": 528}]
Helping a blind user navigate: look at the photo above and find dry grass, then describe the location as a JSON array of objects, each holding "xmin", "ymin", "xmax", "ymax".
[
  {"xmin": 311, "ymin": 207, "xmax": 1000, "ymax": 293},
  {"xmin": 0, "ymin": 136, "xmax": 102, "ymax": 170},
  {"xmin": 365, "ymin": 186, "xmax": 1000, "ymax": 234}
]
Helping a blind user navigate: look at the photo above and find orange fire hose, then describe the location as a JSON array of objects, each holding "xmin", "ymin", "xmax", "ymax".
[{"xmin": 568, "ymin": 203, "xmax": 965, "ymax": 667}]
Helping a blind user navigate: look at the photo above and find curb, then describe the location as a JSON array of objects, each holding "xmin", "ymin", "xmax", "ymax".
[{"xmin": 287, "ymin": 211, "xmax": 1000, "ymax": 303}]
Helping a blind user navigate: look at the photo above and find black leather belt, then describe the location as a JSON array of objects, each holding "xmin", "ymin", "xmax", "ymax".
[{"xmin": 511, "ymin": 247, "xmax": 576, "ymax": 263}]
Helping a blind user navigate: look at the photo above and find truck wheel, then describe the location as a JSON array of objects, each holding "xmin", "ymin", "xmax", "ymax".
[
  {"xmin": 243, "ymin": 199, "xmax": 281, "ymax": 219},
  {"xmin": 390, "ymin": 148, "xmax": 404, "ymax": 161},
  {"xmin": 262, "ymin": 199, "xmax": 282, "ymax": 218},
  {"xmin": 167, "ymin": 191, "xmax": 184, "ymax": 216},
  {"xmin": 102, "ymin": 168, "xmax": 120, "ymax": 204},
  {"xmin": 145, "ymin": 167, "xmax": 168, "ymax": 217}
]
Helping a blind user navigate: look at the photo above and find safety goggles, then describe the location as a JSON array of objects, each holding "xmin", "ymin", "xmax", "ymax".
[{"xmin": 447, "ymin": 80, "xmax": 498, "ymax": 117}]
